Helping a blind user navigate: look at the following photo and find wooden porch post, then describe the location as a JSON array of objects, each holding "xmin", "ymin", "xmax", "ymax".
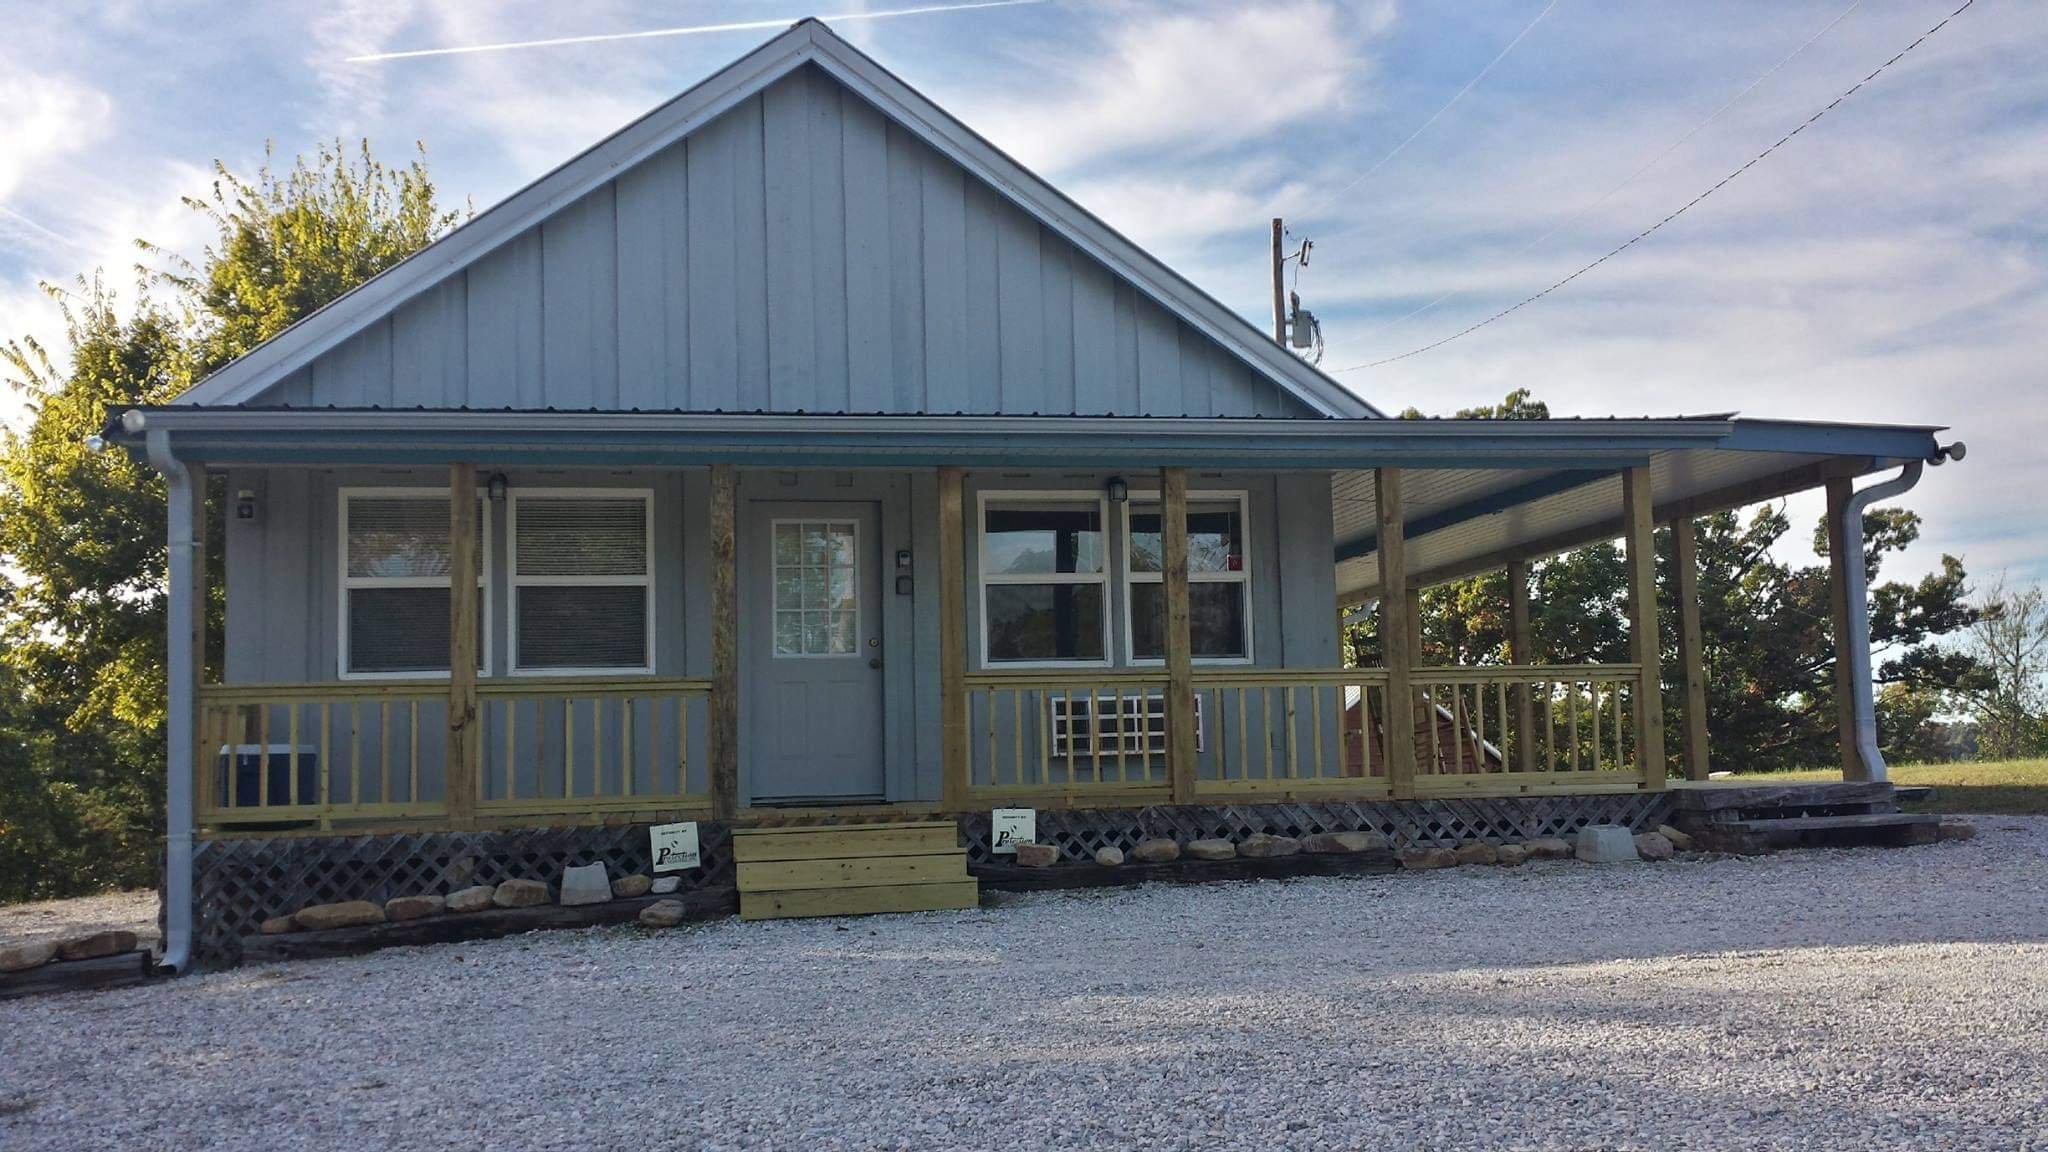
[
  {"xmin": 446, "ymin": 464, "xmax": 479, "ymax": 825},
  {"xmin": 1824, "ymin": 477, "xmax": 1868, "ymax": 781},
  {"xmin": 1670, "ymin": 516, "xmax": 1711, "ymax": 780},
  {"xmin": 1507, "ymin": 559, "xmax": 1536, "ymax": 773},
  {"xmin": 937, "ymin": 466, "xmax": 969, "ymax": 811},
  {"xmin": 1161, "ymin": 467, "xmax": 1197, "ymax": 804},
  {"xmin": 1621, "ymin": 467, "xmax": 1667, "ymax": 789},
  {"xmin": 1376, "ymin": 467, "xmax": 1417, "ymax": 798},
  {"xmin": 708, "ymin": 464, "xmax": 740, "ymax": 819}
]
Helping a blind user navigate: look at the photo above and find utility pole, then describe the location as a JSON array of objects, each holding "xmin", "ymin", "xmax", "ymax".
[{"xmin": 1270, "ymin": 217, "xmax": 1287, "ymax": 345}]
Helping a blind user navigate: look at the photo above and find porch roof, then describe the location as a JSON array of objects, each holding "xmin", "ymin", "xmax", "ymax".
[{"xmin": 109, "ymin": 405, "xmax": 1948, "ymax": 600}]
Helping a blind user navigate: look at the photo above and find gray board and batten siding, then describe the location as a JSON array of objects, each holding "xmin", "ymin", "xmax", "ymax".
[{"xmin": 247, "ymin": 65, "xmax": 1318, "ymax": 421}]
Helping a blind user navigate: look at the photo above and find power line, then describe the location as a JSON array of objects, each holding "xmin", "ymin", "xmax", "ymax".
[
  {"xmin": 1335, "ymin": 0, "xmax": 1864, "ymax": 353},
  {"xmin": 1328, "ymin": 0, "xmax": 1975, "ymax": 375},
  {"xmin": 1299, "ymin": 0, "xmax": 1563, "ymax": 219}
]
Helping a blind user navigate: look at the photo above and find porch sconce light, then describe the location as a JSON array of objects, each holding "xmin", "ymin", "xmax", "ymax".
[
  {"xmin": 234, "ymin": 489, "xmax": 258, "ymax": 522},
  {"xmin": 487, "ymin": 472, "xmax": 509, "ymax": 502},
  {"xmin": 1106, "ymin": 476, "xmax": 1128, "ymax": 504}
]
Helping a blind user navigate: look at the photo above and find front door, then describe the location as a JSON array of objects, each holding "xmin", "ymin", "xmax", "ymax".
[{"xmin": 742, "ymin": 501, "xmax": 887, "ymax": 803}]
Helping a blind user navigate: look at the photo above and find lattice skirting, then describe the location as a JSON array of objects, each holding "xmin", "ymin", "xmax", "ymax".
[
  {"xmin": 184, "ymin": 823, "xmax": 733, "ymax": 970},
  {"xmin": 957, "ymin": 793, "xmax": 1676, "ymax": 866}
]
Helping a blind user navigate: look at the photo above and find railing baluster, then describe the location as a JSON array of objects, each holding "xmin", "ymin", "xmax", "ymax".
[
  {"xmin": 1473, "ymin": 682, "xmax": 1487, "ymax": 771},
  {"xmin": 257, "ymin": 703, "xmax": 271, "ymax": 809},
  {"xmin": 1543, "ymin": 684, "xmax": 1555, "ymax": 773},
  {"xmin": 1115, "ymin": 688, "xmax": 1128, "ymax": 784},
  {"xmin": 1038, "ymin": 690, "xmax": 1051, "ymax": 788},
  {"xmin": 409, "ymin": 699, "xmax": 421, "ymax": 804},
  {"xmin": 378, "ymin": 700, "xmax": 392, "ymax": 805},
  {"xmin": 1310, "ymin": 684, "xmax": 1323, "ymax": 779},
  {"xmin": 1010, "ymin": 690, "xmax": 1023, "ymax": 788},
  {"xmin": 317, "ymin": 703, "xmax": 331, "ymax": 827},
  {"xmin": 1284, "ymin": 686, "xmax": 1299, "ymax": 779},
  {"xmin": 678, "ymin": 693, "xmax": 690, "ymax": 794},
  {"xmin": 565, "ymin": 698, "xmax": 576, "ymax": 799},
  {"xmin": 622, "ymin": 696, "xmax": 636, "ymax": 798},
  {"xmin": 504, "ymin": 699, "xmax": 516, "ymax": 803}
]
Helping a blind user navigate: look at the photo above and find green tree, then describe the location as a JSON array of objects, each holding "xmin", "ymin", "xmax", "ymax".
[{"xmin": 0, "ymin": 141, "xmax": 458, "ymax": 900}]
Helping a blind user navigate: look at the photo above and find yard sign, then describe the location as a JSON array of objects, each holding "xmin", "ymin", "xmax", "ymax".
[
  {"xmin": 650, "ymin": 822, "xmax": 701, "ymax": 873},
  {"xmin": 991, "ymin": 808, "xmax": 1036, "ymax": 855}
]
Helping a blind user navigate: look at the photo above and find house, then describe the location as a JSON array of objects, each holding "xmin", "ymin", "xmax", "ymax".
[{"xmin": 108, "ymin": 20, "xmax": 1959, "ymax": 968}]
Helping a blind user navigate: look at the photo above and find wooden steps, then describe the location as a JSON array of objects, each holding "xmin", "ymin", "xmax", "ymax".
[
  {"xmin": 1673, "ymin": 781, "xmax": 1938, "ymax": 852},
  {"xmin": 733, "ymin": 821, "xmax": 978, "ymax": 921}
]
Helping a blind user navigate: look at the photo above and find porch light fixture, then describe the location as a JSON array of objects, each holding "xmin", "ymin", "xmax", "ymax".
[
  {"xmin": 234, "ymin": 489, "xmax": 258, "ymax": 522},
  {"xmin": 1106, "ymin": 476, "xmax": 1128, "ymax": 504},
  {"xmin": 487, "ymin": 472, "xmax": 509, "ymax": 502}
]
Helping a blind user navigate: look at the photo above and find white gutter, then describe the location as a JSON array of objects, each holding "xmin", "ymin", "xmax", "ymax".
[
  {"xmin": 144, "ymin": 425, "xmax": 196, "ymax": 974},
  {"xmin": 1835, "ymin": 461, "xmax": 1924, "ymax": 784}
]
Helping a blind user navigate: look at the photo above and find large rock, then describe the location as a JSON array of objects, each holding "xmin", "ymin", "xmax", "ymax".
[
  {"xmin": 294, "ymin": 900, "xmax": 386, "ymax": 931},
  {"xmin": 385, "ymin": 895, "xmax": 446, "ymax": 922},
  {"xmin": 57, "ymin": 930, "xmax": 139, "ymax": 961},
  {"xmin": 1633, "ymin": 832, "xmax": 1675, "ymax": 861},
  {"xmin": 1656, "ymin": 824, "xmax": 1696, "ymax": 851},
  {"xmin": 558, "ymin": 864, "xmax": 612, "ymax": 906},
  {"xmin": 1130, "ymin": 838, "xmax": 1181, "ymax": 864},
  {"xmin": 649, "ymin": 876, "xmax": 681, "ymax": 895},
  {"xmin": 1185, "ymin": 838, "xmax": 1237, "ymax": 861},
  {"xmin": 638, "ymin": 900, "xmax": 688, "ymax": 929},
  {"xmin": 259, "ymin": 915, "xmax": 298, "ymax": 936},
  {"xmin": 492, "ymin": 879, "xmax": 551, "ymax": 909},
  {"xmin": 1495, "ymin": 844, "xmax": 1529, "ymax": 867},
  {"xmin": 1093, "ymin": 846, "xmax": 1124, "ymax": 867},
  {"xmin": 1399, "ymin": 847, "xmax": 1459, "ymax": 870},
  {"xmin": 612, "ymin": 874, "xmax": 653, "ymax": 899},
  {"xmin": 446, "ymin": 885, "xmax": 496, "ymax": 913},
  {"xmin": 1525, "ymin": 837, "xmax": 1572, "ymax": 860},
  {"xmin": 1301, "ymin": 830, "xmax": 1387, "ymax": 855},
  {"xmin": 0, "ymin": 941, "xmax": 58, "ymax": 973},
  {"xmin": 1013, "ymin": 843, "xmax": 1061, "ymax": 868},
  {"xmin": 1575, "ymin": 825, "xmax": 1641, "ymax": 863},
  {"xmin": 1453, "ymin": 843, "xmax": 1499, "ymax": 866},
  {"xmin": 1238, "ymin": 833, "xmax": 1301, "ymax": 859}
]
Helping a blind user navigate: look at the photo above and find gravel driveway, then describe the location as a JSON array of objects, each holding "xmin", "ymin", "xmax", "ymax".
[{"xmin": 4, "ymin": 819, "xmax": 2045, "ymax": 1151}]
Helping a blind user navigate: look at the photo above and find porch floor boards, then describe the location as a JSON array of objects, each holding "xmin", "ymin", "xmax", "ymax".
[{"xmin": 732, "ymin": 821, "xmax": 978, "ymax": 921}]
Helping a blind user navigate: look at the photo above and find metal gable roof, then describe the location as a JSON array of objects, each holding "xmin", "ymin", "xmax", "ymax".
[{"xmin": 173, "ymin": 19, "xmax": 1380, "ymax": 420}]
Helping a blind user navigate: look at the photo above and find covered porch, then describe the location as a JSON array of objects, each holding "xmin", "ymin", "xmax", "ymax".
[{"xmin": 121, "ymin": 407, "xmax": 1952, "ymax": 836}]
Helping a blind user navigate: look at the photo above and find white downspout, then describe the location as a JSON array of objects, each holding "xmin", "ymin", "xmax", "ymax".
[
  {"xmin": 143, "ymin": 424, "xmax": 197, "ymax": 974},
  {"xmin": 1835, "ymin": 461, "xmax": 1924, "ymax": 784}
]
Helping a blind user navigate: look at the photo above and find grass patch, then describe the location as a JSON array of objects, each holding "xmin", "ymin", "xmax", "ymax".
[{"xmin": 1723, "ymin": 759, "xmax": 2048, "ymax": 815}]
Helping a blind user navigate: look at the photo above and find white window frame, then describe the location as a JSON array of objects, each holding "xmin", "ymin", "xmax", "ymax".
[
  {"xmin": 770, "ymin": 517, "xmax": 863, "ymax": 660},
  {"xmin": 337, "ymin": 487, "xmax": 493, "ymax": 682},
  {"xmin": 507, "ymin": 487, "xmax": 657, "ymax": 677},
  {"xmin": 1122, "ymin": 489, "xmax": 1255, "ymax": 666},
  {"xmin": 975, "ymin": 490, "xmax": 1113, "ymax": 670}
]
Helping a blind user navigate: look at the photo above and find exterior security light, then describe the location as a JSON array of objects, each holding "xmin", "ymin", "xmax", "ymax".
[
  {"xmin": 487, "ymin": 472, "xmax": 510, "ymax": 501},
  {"xmin": 1106, "ymin": 476, "xmax": 1128, "ymax": 503}
]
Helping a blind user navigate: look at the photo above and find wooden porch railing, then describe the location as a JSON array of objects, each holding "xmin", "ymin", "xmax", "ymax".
[
  {"xmin": 1408, "ymin": 664, "xmax": 1642, "ymax": 795},
  {"xmin": 195, "ymin": 677, "xmax": 712, "ymax": 831},
  {"xmin": 963, "ymin": 670, "xmax": 1173, "ymax": 804}
]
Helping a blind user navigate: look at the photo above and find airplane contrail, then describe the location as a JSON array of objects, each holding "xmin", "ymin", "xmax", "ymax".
[{"xmin": 347, "ymin": 0, "xmax": 1050, "ymax": 63}]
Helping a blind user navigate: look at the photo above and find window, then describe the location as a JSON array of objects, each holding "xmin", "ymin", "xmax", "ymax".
[
  {"xmin": 979, "ymin": 495, "xmax": 1109, "ymax": 664},
  {"xmin": 774, "ymin": 520, "xmax": 859, "ymax": 657},
  {"xmin": 1126, "ymin": 493, "xmax": 1252, "ymax": 662},
  {"xmin": 339, "ymin": 490, "xmax": 487, "ymax": 678},
  {"xmin": 510, "ymin": 491, "xmax": 654, "ymax": 673}
]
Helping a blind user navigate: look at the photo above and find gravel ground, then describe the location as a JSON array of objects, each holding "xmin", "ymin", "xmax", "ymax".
[
  {"xmin": 4, "ymin": 820, "xmax": 2046, "ymax": 1151},
  {"xmin": 0, "ymin": 889, "xmax": 157, "ymax": 950}
]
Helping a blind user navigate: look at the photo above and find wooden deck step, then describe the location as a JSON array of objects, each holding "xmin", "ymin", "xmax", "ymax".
[
  {"xmin": 1722, "ymin": 811, "xmax": 1941, "ymax": 849},
  {"xmin": 733, "ymin": 821, "xmax": 977, "ymax": 921}
]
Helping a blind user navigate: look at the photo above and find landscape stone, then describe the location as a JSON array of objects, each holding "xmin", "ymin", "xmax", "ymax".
[
  {"xmin": 649, "ymin": 876, "xmax": 681, "ymax": 894},
  {"xmin": 638, "ymin": 900, "xmax": 687, "ymax": 928},
  {"xmin": 1301, "ymin": 830, "xmax": 1387, "ymax": 855},
  {"xmin": 1495, "ymin": 844, "xmax": 1529, "ymax": 867},
  {"xmin": 57, "ymin": 930, "xmax": 139, "ymax": 961},
  {"xmin": 1013, "ymin": 843, "xmax": 1061, "ymax": 868},
  {"xmin": 1093, "ymin": 846, "xmax": 1124, "ymax": 867},
  {"xmin": 259, "ymin": 915, "xmax": 297, "ymax": 936},
  {"xmin": 384, "ymin": 895, "xmax": 445, "ymax": 922},
  {"xmin": 612, "ymin": 874, "xmax": 653, "ymax": 898},
  {"xmin": 446, "ymin": 885, "xmax": 495, "ymax": 913},
  {"xmin": 1453, "ymin": 843, "xmax": 1499, "ymax": 866},
  {"xmin": 1130, "ymin": 838, "xmax": 1181, "ymax": 864},
  {"xmin": 1399, "ymin": 847, "xmax": 1459, "ymax": 870},
  {"xmin": 1237, "ymin": 833, "xmax": 1301, "ymax": 859},
  {"xmin": 294, "ymin": 900, "xmax": 386, "ymax": 931},
  {"xmin": 491, "ymin": 879, "xmax": 551, "ymax": 909},
  {"xmin": 1938, "ymin": 820, "xmax": 1977, "ymax": 841},
  {"xmin": 0, "ymin": 941, "xmax": 58, "ymax": 973},
  {"xmin": 1634, "ymin": 832, "xmax": 1676, "ymax": 861},
  {"xmin": 1526, "ymin": 837, "xmax": 1572, "ymax": 860},
  {"xmin": 558, "ymin": 863, "xmax": 613, "ymax": 906},
  {"xmin": 1185, "ymin": 838, "xmax": 1237, "ymax": 861},
  {"xmin": 1657, "ymin": 824, "xmax": 1696, "ymax": 851},
  {"xmin": 1576, "ymin": 825, "xmax": 1641, "ymax": 863}
]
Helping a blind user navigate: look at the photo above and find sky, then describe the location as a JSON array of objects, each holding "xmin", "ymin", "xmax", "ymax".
[{"xmin": 1, "ymin": 0, "xmax": 2042, "ymax": 587}]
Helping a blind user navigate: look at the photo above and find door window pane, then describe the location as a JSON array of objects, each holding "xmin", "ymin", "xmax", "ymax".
[{"xmin": 774, "ymin": 519, "xmax": 858, "ymax": 656}]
